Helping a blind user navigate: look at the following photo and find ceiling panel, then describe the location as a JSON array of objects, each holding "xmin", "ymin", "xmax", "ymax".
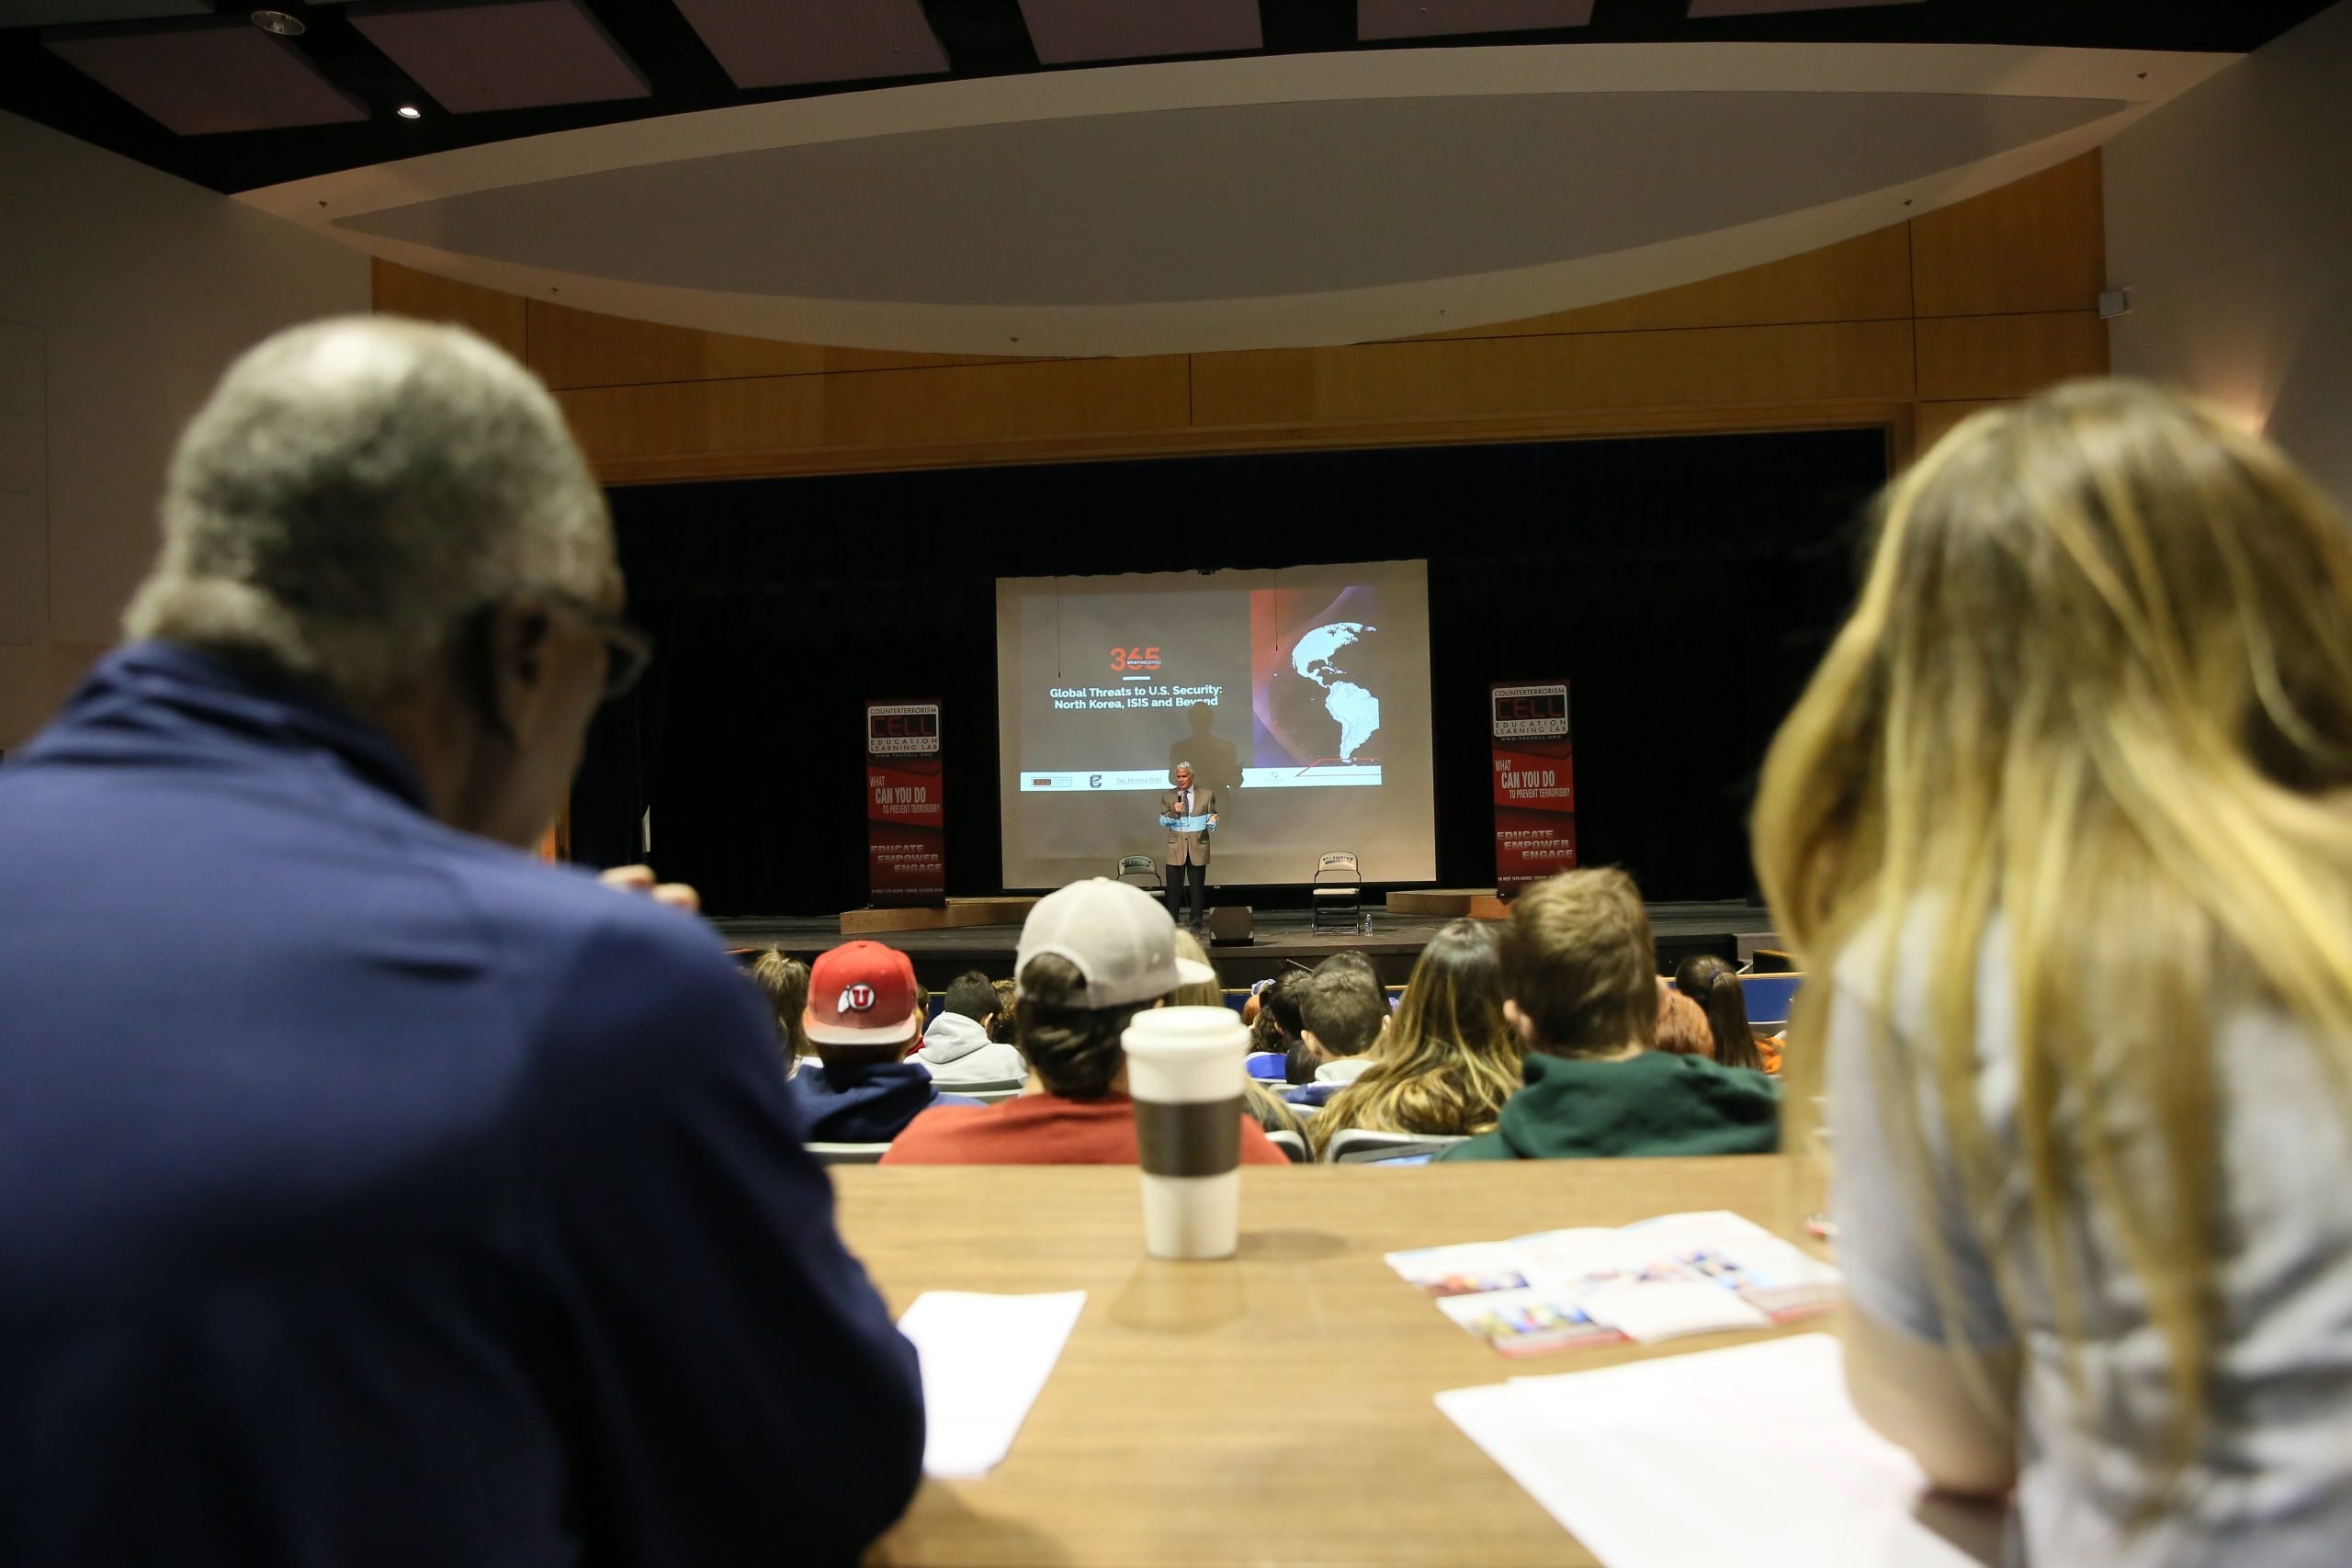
[
  {"xmin": 347, "ymin": 0, "xmax": 649, "ymax": 114},
  {"xmin": 669, "ymin": 0, "xmax": 948, "ymax": 89},
  {"xmin": 1017, "ymin": 0, "xmax": 1261, "ymax": 65},
  {"xmin": 1358, "ymin": 1, "xmax": 1594, "ymax": 41},
  {"xmin": 1688, "ymin": 0, "xmax": 1926, "ymax": 17},
  {"xmin": 43, "ymin": 20, "xmax": 370, "ymax": 135},
  {"xmin": 2, "ymin": 0, "xmax": 207, "ymax": 24},
  {"xmin": 6, "ymin": 0, "xmax": 2329, "ymax": 192}
]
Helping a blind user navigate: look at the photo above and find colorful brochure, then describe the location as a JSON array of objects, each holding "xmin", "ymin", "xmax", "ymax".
[{"xmin": 1387, "ymin": 1211, "xmax": 1840, "ymax": 1358}]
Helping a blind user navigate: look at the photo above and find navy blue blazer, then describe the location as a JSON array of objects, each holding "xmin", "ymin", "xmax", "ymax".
[{"xmin": 0, "ymin": 644, "xmax": 923, "ymax": 1568}]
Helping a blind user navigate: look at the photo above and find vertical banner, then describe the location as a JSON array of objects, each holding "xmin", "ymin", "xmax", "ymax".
[
  {"xmin": 866, "ymin": 701, "xmax": 944, "ymax": 907},
  {"xmin": 1491, "ymin": 682, "xmax": 1577, "ymax": 897}
]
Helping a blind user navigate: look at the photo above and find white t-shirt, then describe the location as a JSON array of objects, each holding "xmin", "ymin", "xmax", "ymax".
[{"xmin": 1829, "ymin": 919, "xmax": 2352, "ymax": 1567}]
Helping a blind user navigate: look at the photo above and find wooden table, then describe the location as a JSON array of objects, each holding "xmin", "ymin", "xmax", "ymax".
[{"xmin": 838, "ymin": 1156, "xmax": 1829, "ymax": 1567}]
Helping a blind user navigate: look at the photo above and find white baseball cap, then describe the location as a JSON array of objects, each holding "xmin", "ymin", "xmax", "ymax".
[{"xmin": 1016, "ymin": 877, "xmax": 1217, "ymax": 1010}]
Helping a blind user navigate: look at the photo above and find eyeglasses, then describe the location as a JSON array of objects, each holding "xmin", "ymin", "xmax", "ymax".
[{"xmin": 545, "ymin": 593, "xmax": 654, "ymax": 700}]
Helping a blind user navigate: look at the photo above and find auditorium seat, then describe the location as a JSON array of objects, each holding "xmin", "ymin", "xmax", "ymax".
[
  {"xmin": 1737, "ymin": 973, "xmax": 1804, "ymax": 1030},
  {"xmin": 805, "ymin": 1142, "xmax": 892, "ymax": 1166},
  {"xmin": 1323, "ymin": 1129, "xmax": 1469, "ymax": 1165}
]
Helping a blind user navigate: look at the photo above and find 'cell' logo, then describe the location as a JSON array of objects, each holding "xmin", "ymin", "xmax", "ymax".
[{"xmin": 1089, "ymin": 774, "xmax": 1102, "ymax": 788}]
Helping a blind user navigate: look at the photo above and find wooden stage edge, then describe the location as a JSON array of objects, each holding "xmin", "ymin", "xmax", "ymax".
[
  {"xmin": 839, "ymin": 897, "xmax": 1043, "ymax": 935},
  {"xmin": 840, "ymin": 889, "xmax": 1507, "ymax": 935},
  {"xmin": 1384, "ymin": 887, "xmax": 1513, "ymax": 920},
  {"xmin": 726, "ymin": 900, "xmax": 1779, "ymax": 989}
]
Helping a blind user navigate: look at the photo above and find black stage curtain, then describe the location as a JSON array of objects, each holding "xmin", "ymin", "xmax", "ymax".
[{"xmin": 572, "ymin": 429, "xmax": 1885, "ymax": 915}]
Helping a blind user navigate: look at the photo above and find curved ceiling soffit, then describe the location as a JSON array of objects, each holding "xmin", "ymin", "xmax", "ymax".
[{"xmin": 240, "ymin": 43, "xmax": 2234, "ymax": 358}]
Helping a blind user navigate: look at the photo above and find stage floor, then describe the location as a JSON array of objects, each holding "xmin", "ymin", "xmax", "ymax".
[{"xmin": 715, "ymin": 902, "xmax": 1780, "ymax": 988}]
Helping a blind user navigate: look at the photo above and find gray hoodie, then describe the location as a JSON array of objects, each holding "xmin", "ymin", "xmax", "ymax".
[{"xmin": 912, "ymin": 1010, "xmax": 1028, "ymax": 1087}]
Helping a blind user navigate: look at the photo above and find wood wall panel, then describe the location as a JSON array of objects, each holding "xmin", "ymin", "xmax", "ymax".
[
  {"xmin": 819, "ymin": 356, "xmax": 1191, "ymax": 446},
  {"xmin": 1195, "ymin": 320, "xmax": 1913, "ymax": 426},
  {"xmin": 1915, "ymin": 311, "xmax": 2108, "ymax": 401},
  {"xmin": 1914, "ymin": 399, "xmax": 2014, "ymax": 455},
  {"xmin": 1428, "ymin": 222, "xmax": 1914, "ymax": 339},
  {"xmin": 373, "ymin": 154, "xmax": 2109, "ymax": 481},
  {"xmin": 372, "ymin": 257, "xmax": 527, "ymax": 362},
  {"xmin": 1910, "ymin": 151, "xmax": 2105, "ymax": 318},
  {"xmin": 558, "ymin": 355, "xmax": 1192, "ymax": 477},
  {"xmin": 528, "ymin": 299, "xmax": 1018, "ymax": 390}
]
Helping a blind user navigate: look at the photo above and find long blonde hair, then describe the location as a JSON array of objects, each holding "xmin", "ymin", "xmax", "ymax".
[
  {"xmin": 748, "ymin": 948, "xmax": 811, "ymax": 1063},
  {"xmin": 1168, "ymin": 929, "xmax": 1224, "ymax": 1009},
  {"xmin": 1312, "ymin": 920, "xmax": 1525, "ymax": 1153},
  {"xmin": 1753, "ymin": 378, "xmax": 2352, "ymax": 1488}
]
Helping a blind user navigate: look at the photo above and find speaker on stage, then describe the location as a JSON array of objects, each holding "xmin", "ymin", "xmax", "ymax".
[{"xmin": 1205, "ymin": 905, "xmax": 1254, "ymax": 947}]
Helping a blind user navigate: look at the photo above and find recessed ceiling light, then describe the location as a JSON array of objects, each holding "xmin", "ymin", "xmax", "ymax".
[
  {"xmin": 395, "ymin": 105, "xmax": 423, "ymax": 119},
  {"xmin": 250, "ymin": 9, "xmax": 306, "ymax": 36}
]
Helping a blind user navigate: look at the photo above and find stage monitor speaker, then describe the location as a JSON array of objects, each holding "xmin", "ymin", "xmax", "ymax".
[{"xmin": 1206, "ymin": 905, "xmax": 1254, "ymax": 947}]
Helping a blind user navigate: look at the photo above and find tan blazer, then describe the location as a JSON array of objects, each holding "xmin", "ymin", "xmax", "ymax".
[{"xmin": 1160, "ymin": 784, "xmax": 1221, "ymax": 867}]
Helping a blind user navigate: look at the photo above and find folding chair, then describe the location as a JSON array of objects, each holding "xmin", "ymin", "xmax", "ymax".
[
  {"xmin": 1309, "ymin": 852, "xmax": 1362, "ymax": 930},
  {"xmin": 1115, "ymin": 854, "xmax": 1162, "ymax": 893},
  {"xmin": 1264, "ymin": 1130, "xmax": 1310, "ymax": 1165}
]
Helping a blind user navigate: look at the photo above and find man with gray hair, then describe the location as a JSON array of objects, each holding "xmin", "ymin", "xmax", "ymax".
[
  {"xmin": 0, "ymin": 318, "xmax": 922, "ymax": 1567},
  {"xmin": 1157, "ymin": 760, "xmax": 1221, "ymax": 931}
]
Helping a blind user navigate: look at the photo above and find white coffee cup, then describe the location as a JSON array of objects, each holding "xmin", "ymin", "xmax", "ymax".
[{"xmin": 1123, "ymin": 1005, "xmax": 1250, "ymax": 1260}]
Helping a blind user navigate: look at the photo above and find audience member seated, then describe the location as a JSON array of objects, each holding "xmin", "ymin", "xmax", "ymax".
[
  {"xmin": 1673, "ymin": 953, "xmax": 1771, "ymax": 1073},
  {"xmin": 989, "ymin": 978, "xmax": 1018, "ymax": 1043},
  {"xmin": 1653, "ymin": 979, "xmax": 1713, "ymax": 1059},
  {"xmin": 0, "ymin": 317, "xmax": 922, "ymax": 1565},
  {"xmin": 1442, "ymin": 869, "xmax": 1778, "ymax": 1160},
  {"xmin": 1250, "ymin": 971, "xmax": 1308, "ymax": 1076},
  {"xmin": 1285, "ymin": 964, "xmax": 1393, "ymax": 1106},
  {"xmin": 1754, "ymin": 379, "xmax": 2352, "ymax": 1559},
  {"xmin": 912, "ymin": 968, "xmax": 1029, "ymax": 1086},
  {"xmin": 749, "ymin": 946, "xmax": 812, "ymax": 1066},
  {"xmin": 883, "ymin": 880, "xmax": 1289, "ymax": 1166},
  {"xmin": 1292, "ymin": 953, "xmax": 1384, "ymax": 1083},
  {"xmin": 1309, "ymin": 919, "xmax": 1525, "ymax": 1154},
  {"xmin": 788, "ymin": 942, "xmax": 981, "ymax": 1142},
  {"xmin": 1171, "ymin": 930, "xmax": 1306, "ymax": 1139}
]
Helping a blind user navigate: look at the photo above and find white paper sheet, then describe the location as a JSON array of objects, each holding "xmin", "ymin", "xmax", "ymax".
[
  {"xmin": 896, "ymin": 1290, "xmax": 1087, "ymax": 1480},
  {"xmin": 1577, "ymin": 1279, "xmax": 1771, "ymax": 1342},
  {"xmin": 1437, "ymin": 1334, "xmax": 2004, "ymax": 1568}
]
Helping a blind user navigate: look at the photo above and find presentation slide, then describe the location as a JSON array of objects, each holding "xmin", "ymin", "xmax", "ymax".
[{"xmin": 996, "ymin": 560, "xmax": 1435, "ymax": 888}]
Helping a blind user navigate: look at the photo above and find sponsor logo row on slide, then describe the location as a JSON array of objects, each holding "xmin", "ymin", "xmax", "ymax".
[{"xmin": 1018, "ymin": 767, "xmax": 1384, "ymax": 793}]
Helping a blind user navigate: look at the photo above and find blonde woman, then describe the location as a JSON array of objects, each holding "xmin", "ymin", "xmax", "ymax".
[
  {"xmin": 1753, "ymin": 379, "xmax": 2352, "ymax": 1562},
  {"xmin": 1310, "ymin": 919, "xmax": 1524, "ymax": 1154},
  {"xmin": 747, "ymin": 947, "xmax": 811, "ymax": 1067}
]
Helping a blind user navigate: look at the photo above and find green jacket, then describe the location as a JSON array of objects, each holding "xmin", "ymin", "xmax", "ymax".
[{"xmin": 1438, "ymin": 1049, "xmax": 1780, "ymax": 1161}]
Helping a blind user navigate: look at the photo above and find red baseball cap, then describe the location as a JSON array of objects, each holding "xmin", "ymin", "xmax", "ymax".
[{"xmin": 804, "ymin": 941, "xmax": 922, "ymax": 1046}]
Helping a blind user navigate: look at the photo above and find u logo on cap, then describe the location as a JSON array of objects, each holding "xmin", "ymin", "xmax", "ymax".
[{"xmin": 840, "ymin": 983, "xmax": 876, "ymax": 1012}]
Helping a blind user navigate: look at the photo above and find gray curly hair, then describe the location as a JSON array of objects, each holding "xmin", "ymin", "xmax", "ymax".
[{"xmin": 124, "ymin": 315, "xmax": 611, "ymax": 702}]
